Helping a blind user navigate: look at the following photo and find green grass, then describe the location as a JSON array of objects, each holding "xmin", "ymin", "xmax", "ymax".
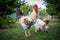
[{"xmin": 0, "ymin": 19, "xmax": 60, "ymax": 40}]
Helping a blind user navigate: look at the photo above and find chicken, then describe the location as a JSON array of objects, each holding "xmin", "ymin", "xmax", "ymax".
[
  {"xmin": 16, "ymin": 4, "xmax": 38, "ymax": 37},
  {"xmin": 43, "ymin": 15, "xmax": 52, "ymax": 24},
  {"xmin": 28, "ymin": 13, "xmax": 49, "ymax": 32},
  {"xmin": 43, "ymin": 19, "xmax": 50, "ymax": 24},
  {"xmin": 38, "ymin": 14, "xmax": 52, "ymax": 24},
  {"xmin": 34, "ymin": 19, "xmax": 49, "ymax": 32}
]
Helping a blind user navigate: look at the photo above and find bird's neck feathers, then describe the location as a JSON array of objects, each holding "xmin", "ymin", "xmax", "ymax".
[
  {"xmin": 33, "ymin": 9, "xmax": 38, "ymax": 14},
  {"xmin": 29, "ymin": 10, "xmax": 38, "ymax": 20}
]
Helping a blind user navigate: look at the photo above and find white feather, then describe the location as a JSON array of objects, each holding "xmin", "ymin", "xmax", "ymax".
[{"xmin": 34, "ymin": 19, "xmax": 49, "ymax": 32}]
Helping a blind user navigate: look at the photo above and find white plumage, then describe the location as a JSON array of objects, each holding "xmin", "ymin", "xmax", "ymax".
[
  {"xmin": 19, "ymin": 17, "xmax": 34, "ymax": 30},
  {"xmin": 34, "ymin": 19, "xmax": 49, "ymax": 32}
]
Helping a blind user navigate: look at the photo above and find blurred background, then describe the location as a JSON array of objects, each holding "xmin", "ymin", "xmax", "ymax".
[{"xmin": 0, "ymin": 0, "xmax": 60, "ymax": 40}]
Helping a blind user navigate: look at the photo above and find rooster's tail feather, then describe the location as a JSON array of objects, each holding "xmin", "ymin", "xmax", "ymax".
[{"xmin": 16, "ymin": 7, "xmax": 23, "ymax": 19}]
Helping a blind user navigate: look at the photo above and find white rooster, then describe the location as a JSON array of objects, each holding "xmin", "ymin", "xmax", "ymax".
[{"xmin": 16, "ymin": 4, "xmax": 38, "ymax": 37}]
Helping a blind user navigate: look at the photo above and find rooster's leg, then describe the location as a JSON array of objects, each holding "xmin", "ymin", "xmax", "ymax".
[
  {"xmin": 25, "ymin": 30, "xmax": 28, "ymax": 36},
  {"xmin": 25, "ymin": 30, "xmax": 29, "ymax": 37},
  {"xmin": 27, "ymin": 29, "xmax": 31, "ymax": 36}
]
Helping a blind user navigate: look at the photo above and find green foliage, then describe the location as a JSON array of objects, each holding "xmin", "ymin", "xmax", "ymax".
[
  {"xmin": 39, "ymin": 9, "xmax": 48, "ymax": 15},
  {"xmin": 46, "ymin": 0, "xmax": 60, "ymax": 19},
  {"xmin": 20, "ymin": 4, "xmax": 33, "ymax": 15},
  {"xmin": 0, "ymin": 15, "xmax": 16, "ymax": 28},
  {"xmin": 0, "ymin": 0, "xmax": 26, "ymax": 28},
  {"xmin": 9, "ymin": 13, "xmax": 16, "ymax": 20},
  {"xmin": 46, "ymin": 4, "xmax": 57, "ymax": 15},
  {"xmin": 0, "ymin": 0, "xmax": 16, "ymax": 15},
  {"xmin": 46, "ymin": 0, "xmax": 56, "ymax": 4}
]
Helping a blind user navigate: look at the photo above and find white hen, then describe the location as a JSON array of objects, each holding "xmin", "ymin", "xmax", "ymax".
[{"xmin": 34, "ymin": 19, "xmax": 49, "ymax": 32}]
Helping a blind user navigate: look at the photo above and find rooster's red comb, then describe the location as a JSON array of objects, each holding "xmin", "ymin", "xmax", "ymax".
[{"xmin": 33, "ymin": 4, "xmax": 38, "ymax": 8}]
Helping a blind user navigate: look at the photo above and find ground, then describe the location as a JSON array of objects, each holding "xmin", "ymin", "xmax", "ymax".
[{"xmin": 0, "ymin": 19, "xmax": 60, "ymax": 40}]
